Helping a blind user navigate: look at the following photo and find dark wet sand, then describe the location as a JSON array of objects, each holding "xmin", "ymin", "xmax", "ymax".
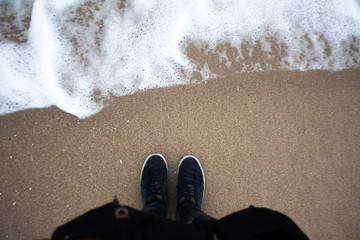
[{"xmin": 0, "ymin": 70, "xmax": 359, "ymax": 239}]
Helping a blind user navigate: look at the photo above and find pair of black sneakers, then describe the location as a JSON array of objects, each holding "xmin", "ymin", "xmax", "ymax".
[{"xmin": 140, "ymin": 154, "xmax": 205, "ymax": 211}]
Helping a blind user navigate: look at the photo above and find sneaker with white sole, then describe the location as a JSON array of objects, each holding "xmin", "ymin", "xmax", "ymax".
[
  {"xmin": 176, "ymin": 155, "xmax": 205, "ymax": 209},
  {"xmin": 140, "ymin": 154, "xmax": 168, "ymax": 207}
]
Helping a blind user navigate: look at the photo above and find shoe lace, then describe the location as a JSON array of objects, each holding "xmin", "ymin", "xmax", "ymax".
[
  {"xmin": 179, "ymin": 183, "xmax": 196, "ymax": 205},
  {"xmin": 147, "ymin": 179, "xmax": 164, "ymax": 203},
  {"xmin": 149, "ymin": 181, "xmax": 162, "ymax": 196}
]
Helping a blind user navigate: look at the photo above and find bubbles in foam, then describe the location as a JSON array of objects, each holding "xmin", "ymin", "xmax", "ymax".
[{"xmin": 0, "ymin": 0, "xmax": 359, "ymax": 118}]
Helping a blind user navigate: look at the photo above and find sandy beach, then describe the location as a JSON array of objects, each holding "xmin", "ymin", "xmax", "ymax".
[
  {"xmin": 0, "ymin": 69, "xmax": 359, "ymax": 239},
  {"xmin": 1, "ymin": 0, "xmax": 360, "ymax": 239}
]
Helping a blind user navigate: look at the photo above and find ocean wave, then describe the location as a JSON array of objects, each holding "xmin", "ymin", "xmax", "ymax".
[{"xmin": 0, "ymin": 0, "xmax": 359, "ymax": 118}]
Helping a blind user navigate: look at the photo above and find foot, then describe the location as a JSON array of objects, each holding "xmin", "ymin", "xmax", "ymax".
[
  {"xmin": 176, "ymin": 155, "xmax": 205, "ymax": 209},
  {"xmin": 140, "ymin": 154, "xmax": 168, "ymax": 207}
]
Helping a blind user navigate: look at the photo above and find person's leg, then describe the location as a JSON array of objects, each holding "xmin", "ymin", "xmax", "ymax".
[
  {"xmin": 142, "ymin": 201, "xmax": 167, "ymax": 219},
  {"xmin": 177, "ymin": 202, "xmax": 215, "ymax": 221},
  {"xmin": 140, "ymin": 154, "xmax": 168, "ymax": 219},
  {"xmin": 176, "ymin": 156, "xmax": 216, "ymax": 222}
]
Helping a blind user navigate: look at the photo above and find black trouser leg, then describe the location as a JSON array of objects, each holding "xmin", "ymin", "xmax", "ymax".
[
  {"xmin": 142, "ymin": 201, "xmax": 167, "ymax": 219},
  {"xmin": 176, "ymin": 202, "xmax": 216, "ymax": 222}
]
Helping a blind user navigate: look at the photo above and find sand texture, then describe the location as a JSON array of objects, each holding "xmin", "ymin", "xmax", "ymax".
[{"xmin": 0, "ymin": 70, "xmax": 360, "ymax": 239}]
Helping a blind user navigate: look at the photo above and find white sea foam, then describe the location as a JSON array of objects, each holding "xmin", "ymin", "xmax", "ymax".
[{"xmin": 0, "ymin": 0, "xmax": 359, "ymax": 118}]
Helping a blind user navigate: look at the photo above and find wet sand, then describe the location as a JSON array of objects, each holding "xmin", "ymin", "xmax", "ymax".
[{"xmin": 0, "ymin": 69, "xmax": 360, "ymax": 239}]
